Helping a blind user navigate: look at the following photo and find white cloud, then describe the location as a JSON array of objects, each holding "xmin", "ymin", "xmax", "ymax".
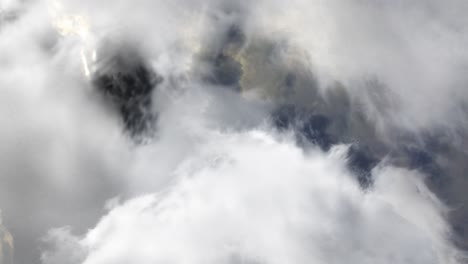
[
  {"xmin": 249, "ymin": 0, "xmax": 468, "ymax": 132},
  {"xmin": 43, "ymin": 131, "xmax": 462, "ymax": 264},
  {"xmin": 0, "ymin": 0, "xmax": 467, "ymax": 263}
]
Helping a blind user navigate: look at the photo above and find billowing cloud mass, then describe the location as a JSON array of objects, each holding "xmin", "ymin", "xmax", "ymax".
[{"xmin": 0, "ymin": 0, "xmax": 468, "ymax": 263}]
